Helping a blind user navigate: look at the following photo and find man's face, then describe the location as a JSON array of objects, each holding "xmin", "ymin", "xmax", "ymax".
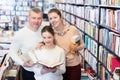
[{"xmin": 28, "ymin": 11, "xmax": 42, "ymax": 30}]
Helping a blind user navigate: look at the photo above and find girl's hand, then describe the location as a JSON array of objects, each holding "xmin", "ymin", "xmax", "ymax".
[
  {"xmin": 41, "ymin": 66, "xmax": 57, "ymax": 74},
  {"xmin": 41, "ymin": 66, "xmax": 50, "ymax": 74},
  {"xmin": 48, "ymin": 67, "xmax": 57, "ymax": 73}
]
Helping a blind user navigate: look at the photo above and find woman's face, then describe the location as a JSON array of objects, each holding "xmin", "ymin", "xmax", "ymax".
[
  {"xmin": 42, "ymin": 31, "xmax": 54, "ymax": 46},
  {"xmin": 48, "ymin": 12, "xmax": 62, "ymax": 28}
]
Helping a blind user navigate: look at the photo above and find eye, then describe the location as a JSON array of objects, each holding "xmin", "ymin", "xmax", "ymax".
[
  {"xmin": 49, "ymin": 17, "xmax": 52, "ymax": 20},
  {"xmin": 42, "ymin": 36, "xmax": 46, "ymax": 39},
  {"xmin": 38, "ymin": 17, "xmax": 42, "ymax": 20},
  {"xmin": 48, "ymin": 36, "xmax": 52, "ymax": 39},
  {"xmin": 54, "ymin": 16, "xmax": 57, "ymax": 19}
]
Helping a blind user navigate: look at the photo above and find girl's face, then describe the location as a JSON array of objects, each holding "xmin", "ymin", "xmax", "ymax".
[
  {"xmin": 48, "ymin": 12, "xmax": 63, "ymax": 28},
  {"xmin": 42, "ymin": 31, "xmax": 54, "ymax": 46}
]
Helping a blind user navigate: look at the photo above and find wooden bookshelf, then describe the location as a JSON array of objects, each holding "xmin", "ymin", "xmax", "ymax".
[{"xmin": 55, "ymin": 0, "xmax": 120, "ymax": 80}]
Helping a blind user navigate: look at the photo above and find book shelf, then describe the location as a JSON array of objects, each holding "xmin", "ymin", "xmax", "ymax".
[
  {"xmin": 0, "ymin": 0, "xmax": 44, "ymax": 29},
  {"xmin": 55, "ymin": 0, "xmax": 120, "ymax": 80},
  {"xmin": 0, "ymin": 29, "xmax": 21, "ymax": 80}
]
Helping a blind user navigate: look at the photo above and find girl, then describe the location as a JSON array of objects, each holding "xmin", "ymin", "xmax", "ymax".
[{"xmin": 32, "ymin": 25, "xmax": 66, "ymax": 80}]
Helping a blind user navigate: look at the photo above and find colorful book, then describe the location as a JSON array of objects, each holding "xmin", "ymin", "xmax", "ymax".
[{"xmin": 111, "ymin": 57, "xmax": 120, "ymax": 72}]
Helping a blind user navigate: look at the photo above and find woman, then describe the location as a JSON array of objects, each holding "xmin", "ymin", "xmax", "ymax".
[
  {"xmin": 48, "ymin": 8, "xmax": 85, "ymax": 80},
  {"xmin": 32, "ymin": 25, "xmax": 66, "ymax": 80}
]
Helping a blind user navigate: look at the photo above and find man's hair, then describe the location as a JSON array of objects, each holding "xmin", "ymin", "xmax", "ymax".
[{"xmin": 29, "ymin": 8, "xmax": 42, "ymax": 15}]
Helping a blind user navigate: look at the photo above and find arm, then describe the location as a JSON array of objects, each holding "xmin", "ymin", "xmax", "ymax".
[
  {"xmin": 8, "ymin": 34, "xmax": 24, "ymax": 66},
  {"xmin": 53, "ymin": 49, "xmax": 66, "ymax": 75},
  {"xmin": 70, "ymin": 26, "xmax": 85, "ymax": 52}
]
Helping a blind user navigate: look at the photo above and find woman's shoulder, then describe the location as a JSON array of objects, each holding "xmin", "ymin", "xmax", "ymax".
[{"xmin": 69, "ymin": 25, "xmax": 78, "ymax": 31}]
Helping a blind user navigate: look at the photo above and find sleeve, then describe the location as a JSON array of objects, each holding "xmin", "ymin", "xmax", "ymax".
[
  {"xmin": 54, "ymin": 49, "xmax": 66, "ymax": 75},
  {"xmin": 71, "ymin": 26, "xmax": 85, "ymax": 51},
  {"xmin": 32, "ymin": 64, "xmax": 43, "ymax": 75},
  {"xmin": 8, "ymin": 33, "xmax": 24, "ymax": 66}
]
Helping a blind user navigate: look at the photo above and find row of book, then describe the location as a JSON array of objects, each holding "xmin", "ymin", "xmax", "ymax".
[
  {"xmin": 0, "ymin": 29, "xmax": 13, "ymax": 66},
  {"xmin": 58, "ymin": 3, "xmax": 120, "ymax": 32},
  {"xmin": 56, "ymin": 0, "xmax": 99, "ymax": 5},
  {"xmin": 83, "ymin": 44, "xmax": 120, "ymax": 80},
  {"xmin": 0, "ymin": 0, "xmax": 44, "ymax": 27},
  {"xmin": 63, "ymin": 12, "xmax": 99, "ymax": 41},
  {"xmin": 100, "ymin": 8, "xmax": 120, "ymax": 31},
  {"xmin": 56, "ymin": 0, "xmax": 120, "ymax": 80},
  {"xmin": 99, "ymin": 29, "xmax": 120, "ymax": 57},
  {"xmin": 84, "ymin": 7, "xmax": 99, "ymax": 23},
  {"xmin": 56, "ymin": 0, "xmax": 120, "ymax": 6},
  {"xmin": 101, "ymin": 0, "xmax": 120, "ymax": 6},
  {"xmin": 85, "ymin": 35, "xmax": 98, "ymax": 57},
  {"xmin": 0, "ymin": 0, "xmax": 43, "ymax": 6},
  {"xmin": 84, "ymin": 22, "xmax": 98, "ymax": 40},
  {"xmin": 99, "ymin": 46, "xmax": 120, "ymax": 80},
  {"xmin": 64, "ymin": 4, "xmax": 120, "ymax": 31},
  {"xmin": 58, "ymin": 4, "xmax": 85, "ymax": 18},
  {"xmin": 99, "ymin": 46, "xmax": 120, "ymax": 72},
  {"xmin": 84, "ymin": 49, "xmax": 97, "ymax": 72},
  {"xmin": 76, "ymin": 18, "xmax": 84, "ymax": 32},
  {"xmin": 0, "ymin": 10, "xmax": 29, "ymax": 16}
]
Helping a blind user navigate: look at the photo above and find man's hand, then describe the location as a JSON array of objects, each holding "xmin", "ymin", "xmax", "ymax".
[{"xmin": 23, "ymin": 60, "xmax": 35, "ymax": 67}]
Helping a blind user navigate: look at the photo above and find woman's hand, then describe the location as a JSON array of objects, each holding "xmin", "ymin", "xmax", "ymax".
[{"xmin": 70, "ymin": 43, "xmax": 79, "ymax": 54}]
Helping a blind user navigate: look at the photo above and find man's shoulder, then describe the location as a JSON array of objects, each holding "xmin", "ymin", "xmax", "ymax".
[{"xmin": 14, "ymin": 27, "xmax": 27, "ymax": 37}]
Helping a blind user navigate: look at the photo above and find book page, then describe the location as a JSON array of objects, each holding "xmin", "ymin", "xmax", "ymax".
[
  {"xmin": 34, "ymin": 50, "xmax": 63, "ymax": 68},
  {"xmin": 38, "ymin": 59, "xmax": 63, "ymax": 68},
  {"xmin": 18, "ymin": 50, "xmax": 38, "ymax": 64}
]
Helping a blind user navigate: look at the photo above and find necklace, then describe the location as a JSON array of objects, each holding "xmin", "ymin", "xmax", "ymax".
[{"xmin": 54, "ymin": 28, "xmax": 69, "ymax": 36}]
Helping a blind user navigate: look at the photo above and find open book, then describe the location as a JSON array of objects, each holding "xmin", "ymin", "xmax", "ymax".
[{"xmin": 19, "ymin": 49, "xmax": 63, "ymax": 68}]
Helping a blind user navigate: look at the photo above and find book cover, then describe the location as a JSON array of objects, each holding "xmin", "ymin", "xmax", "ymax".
[
  {"xmin": 109, "ymin": 10, "xmax": 115, "ymax": 29},
  {"xmin": 115, "ymin": 36, "xmax": 120, "ymax": 56},
  {"xmin": 111, "ymin": 57, "xmax": 120, "ymax": 72},
  {"xmin": 113, "ymin": 67, "xmax": 120, "ymax": 80},
  {"xmin": 107, "ymin": 54, "xmax": 113, "ymax": 71}
]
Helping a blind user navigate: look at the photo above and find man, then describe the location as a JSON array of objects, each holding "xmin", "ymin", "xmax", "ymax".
[{"xmin": 9, "ymin": 8, "xmax": 43, "ymax": 80}]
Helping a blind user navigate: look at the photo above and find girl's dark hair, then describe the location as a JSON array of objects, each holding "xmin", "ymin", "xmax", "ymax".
[{"xmin": 41, "ymin": 25, "xmax": 54, "ymax": 36}]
